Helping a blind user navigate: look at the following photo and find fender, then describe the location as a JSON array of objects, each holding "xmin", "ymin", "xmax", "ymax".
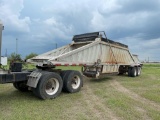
[{"xmin": 27, "ymin": 71, "xmax": 42, "ymax": 88}]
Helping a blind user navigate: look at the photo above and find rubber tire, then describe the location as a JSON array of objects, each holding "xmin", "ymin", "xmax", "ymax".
[
  {"xmin": 60, "ymin": 70, "xmax": 72, "ymax": 92},
  {"xmin": 32, "ymin": 72, "xmax": 63, "ymax": 99},
  {"xmin": 63, "ymin": 70, "xmax": 83, "ymax": 93},
  {"xmin": 60, "ymin": 70, "xmax": 68, "ymax": 80},
  {"xmin": 128, "ymin": 67, "xmax": 131, "ymax": 77},
  {"xmin": 136, "ymin": 67, "xmax": 141, "ymax": 76},
  {"xmin": 130, "ymin": 67, "xmax": 137, "ymax": 77},
  {"xmin": 13, "ymin": 81, "xmax": 28, "ymax": 92}
]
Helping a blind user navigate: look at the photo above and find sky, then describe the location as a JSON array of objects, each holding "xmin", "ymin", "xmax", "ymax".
[{"xmin": 0, "ymin": 0, "xmax": 160, "ymax": 61}]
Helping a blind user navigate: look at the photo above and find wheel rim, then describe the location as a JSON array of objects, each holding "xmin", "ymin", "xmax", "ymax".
[
  {"xmin": 45, "ymin": 78, "xmax": 59, "ymax": 95},
  {"xmin": 138, "ymin": 68, "xmax": 141, "ymax": 75},
  {"xmin": 71, "ymin": 75, "xmax": 81, "ymax": 89},
  {"xmin": 134, "ymin": 68, "xmax": 137, "ymax": 76}
]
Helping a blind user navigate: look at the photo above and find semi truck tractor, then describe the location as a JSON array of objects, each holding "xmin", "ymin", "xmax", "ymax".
[{"xmin": 0, "ymin": 21, "xmax": 142, "ymax": 99}]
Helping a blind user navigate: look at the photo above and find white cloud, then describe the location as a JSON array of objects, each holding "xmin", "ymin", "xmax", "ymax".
[
  {"xmin": 0, "ymin": 0, "xmax": 30, "ymax": 33},
  {"xmin": 118, "ymin": 35, "xmax": 160, "ymax": 61},
  {"xmin": 43, "ymin": 17, "xmax": 74, "ymax": 40},
  {"xmin": 98, "ymin": 0, "xmax": 122, "ymax": 14},
  {"xmin": 44, "ymin": 17, "xmax": 57, "ymax": 26}
]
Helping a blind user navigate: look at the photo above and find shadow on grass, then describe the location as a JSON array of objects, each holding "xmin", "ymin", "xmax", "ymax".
[
  {"xmin": 0, "ymin": 90, "xmax": 43, "ymax": 103},
  {"xmin": 87, "ymin": 76, "xmax": 113, "ymax": 84},
  {"xmin": 117, "ymin": 73, "xmax": 129, "ymax": 77},
  {"xmin": 0, "ymin": 89, "xmax": 80, "ymax": 103},
  {"xmin": 84, "ymin": 73, "xmax": 132, "ymax": 83}
]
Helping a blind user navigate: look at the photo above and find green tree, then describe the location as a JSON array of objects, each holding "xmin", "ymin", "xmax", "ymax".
[
  {"xmin": 25, "ymin": 53, "xmax": 38, "ymax": 60},
  {"xmin": 8, "ymin": 53, "xmax": 22, "ymax": 62}
]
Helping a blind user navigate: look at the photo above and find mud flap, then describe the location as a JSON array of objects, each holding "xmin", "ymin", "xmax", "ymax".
[{"xmin": 27, "ymin": 71, "xmax": 42, "ymax": 88}]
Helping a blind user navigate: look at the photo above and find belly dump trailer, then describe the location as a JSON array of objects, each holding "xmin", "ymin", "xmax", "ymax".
[{"xmin": 0, "ymin": 21, "xmax": 142, "ymax": 99}]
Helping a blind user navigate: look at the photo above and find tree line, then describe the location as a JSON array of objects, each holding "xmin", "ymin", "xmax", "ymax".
[{"xmin": 8, "ymin": 52, "xmax": 38, "ymax": 62}]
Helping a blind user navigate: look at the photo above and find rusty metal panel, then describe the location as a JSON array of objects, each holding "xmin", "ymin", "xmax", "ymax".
[
  {"xmin": 111, "ymin": 46, "xmax": 135, "ymax": 64},
  {"xmin": 99, "ymin": 43, "xmax": 132, "ymax": 64},
  {"xmin": 48, "ymin": 39, "xmax": 134, "ymax": 65},
  {"xmin": 29, "ymin": 37, "xmax": 136, "ymax": 66},
  {"xmin": 99, "ymin": 43, "xmax": 134, "ymax": 65}
]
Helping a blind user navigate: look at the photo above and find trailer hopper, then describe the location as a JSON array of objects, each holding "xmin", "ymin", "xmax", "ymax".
[{"xmin": 29, "ymin": 32, "xmax": 141, "ymax": 78}]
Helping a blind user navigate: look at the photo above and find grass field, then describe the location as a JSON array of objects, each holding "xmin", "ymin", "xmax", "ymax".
[{"xmin": 0, "ymin": 64, "xmax": 160, "ymax": 120}]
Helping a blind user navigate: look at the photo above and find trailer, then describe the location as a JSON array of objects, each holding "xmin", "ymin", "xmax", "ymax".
[
  {"xmin": 0, "ymin": 21, "xmax": 142, "ymax": 99},
  {"xmin": 28, "ymin": 32, "xmax": 142, "ymax": 78}
]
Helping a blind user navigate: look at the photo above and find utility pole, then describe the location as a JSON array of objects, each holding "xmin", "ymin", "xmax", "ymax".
[
  {"xmin": 5, "ymin": 49, "xmax": 7, "ymax": 57},
  {"xmin": 16, "ymin": 38, "xmax": 18, "ymax": 55},
  {"xmin": 0, "ymin": 20, "xmax": 4, "ymax": 65}
]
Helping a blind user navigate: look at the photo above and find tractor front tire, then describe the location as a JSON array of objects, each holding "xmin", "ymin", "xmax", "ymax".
[{"xmin": 13, "ymin": 81, "xmax": 28, "ymax": 92}]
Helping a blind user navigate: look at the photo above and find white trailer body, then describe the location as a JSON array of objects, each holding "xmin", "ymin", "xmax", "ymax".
[{"xmin": 29, "ymin": 32, "xmax": 141, "ymax": 78}]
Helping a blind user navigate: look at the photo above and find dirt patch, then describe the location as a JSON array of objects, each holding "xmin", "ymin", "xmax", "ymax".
[
  {"xmin": 135, "ymin": 106, "xmax": 152, "ymax": 120},
  {"xmin": 82, "ymin": 80, "xmax": 120, "ymax": 120},
  {"xmin": 111, "ymin": 80, "xmax": 160, "ymax": 111}
]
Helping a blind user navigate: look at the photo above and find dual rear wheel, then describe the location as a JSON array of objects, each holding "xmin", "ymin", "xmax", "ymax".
[
  {"xmin": 60, "ymin": 70, "xmax": 83, "ymax": 93},
  {"xmin": 32, "ymin": 70, "xmax": 83, "ymax": 99},
  {"xmin": 13, "ymin": 70, "xmax": 83, "ymax": 100},
  {"xmin": 128, "ymin": 67, "xmax": 141, "ymax": 77}
]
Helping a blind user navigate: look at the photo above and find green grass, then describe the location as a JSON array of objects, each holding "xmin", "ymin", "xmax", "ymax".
[
  {"xmin": 0, "ymin": 64, "xmax": 160, "ymax": 120},
  {"xmin": 119, "ymin": 64, "xmax": 160, "ymax": 103},
  {"xmin": 57, "ymin": 66, "xmax": 81, "ymax": 71},
  {"xmin": 143, "ymin": 63, "xmax": 160, "ymax": 67}
]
